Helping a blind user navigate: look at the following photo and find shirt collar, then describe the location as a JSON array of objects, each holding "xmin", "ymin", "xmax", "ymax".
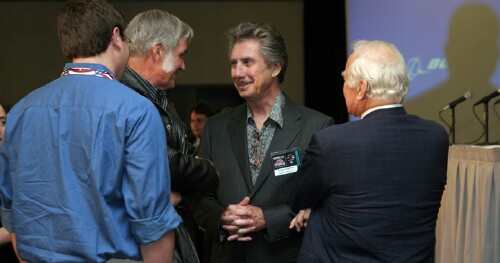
[
  {"xmin": 124, "ymin": 66, "xmax": 165, "ymax": 105},
  {"xmin": 246, "ymin": 90, "xmax": 285, "ymax": 128},
  {"xmin": 64, "ymin": 63, "xmax": 114, "ymax": 75},
  {"xmin": 361, "ymin": 104, "xmax": 403, "ymax": 119}
]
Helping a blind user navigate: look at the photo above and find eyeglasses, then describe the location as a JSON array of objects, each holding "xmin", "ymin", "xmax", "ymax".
[
  {"xmin": 123, "ymin": 35, "xmax": 132, "ymax": 44},
  {"xmin": 122, "ymin": 35, "xmax": 133, "ymax": 51}
]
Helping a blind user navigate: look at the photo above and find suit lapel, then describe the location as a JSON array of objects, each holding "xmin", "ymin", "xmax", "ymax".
[
  {"xmin": 227, "ymin": 104, "xmax": 253, "ymax": 192},
  {"xmin": 250, "ymin": 98, "xmax": 303, "ymax": 196}
]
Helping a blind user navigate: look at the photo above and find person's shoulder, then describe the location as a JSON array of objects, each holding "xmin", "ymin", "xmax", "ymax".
[
  {"xmin": 110, "ymin": 81, "xmax": 149, "ymax": 101},
  {"xmin": 414, "ymin": 115, "xmax": 449, "ymax": 139},
  {"xmin": 8, "ymin": 78, "xmax": 63, "ymax": 112},
  {"xmin": 77, "ymin": 76, "xmax": 158, "ymax": 114},
  {"xmin": 408, "ymin": 113, "xmax": 446, "ymax": 131},
  {"xmin": 9, "ymin": 76, "xmax": 155, "ymax": 118},
  {"xmin": 80, "ymin": 79, "xmax": 156, "ymax": 116},
  {"xmin": 397, "ymin": 110, "xmax": 449, "ymax": 143}
]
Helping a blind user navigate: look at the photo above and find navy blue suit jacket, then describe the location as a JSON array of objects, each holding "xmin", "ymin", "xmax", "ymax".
[{"xmin": 291, "ymin": 107, "xmax": 449, "ymax": 263}]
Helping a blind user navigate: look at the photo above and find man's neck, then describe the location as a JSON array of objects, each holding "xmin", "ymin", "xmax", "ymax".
[
  {"xmin": 248, "ymin": 87, "xmax": 280, "ymax": 129},
  {"xmin": 360, "ymin": 98, "xmax": 402, "ymax": 118},
  {"xmin": 127, "ymin": 56, "xmax": 158, "ymax": 83},
  {"xmin": 365, "ymin": 98, "xmax": 401, "ymax": 109},
  {"xmin": 73, "ymin": 53, "xmax": 115, "ymax": 76}
]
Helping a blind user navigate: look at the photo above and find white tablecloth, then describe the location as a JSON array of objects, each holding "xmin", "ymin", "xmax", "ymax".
[{"xmin": 436, "ymin": 145, "xmax": 500, "ymax": 263}]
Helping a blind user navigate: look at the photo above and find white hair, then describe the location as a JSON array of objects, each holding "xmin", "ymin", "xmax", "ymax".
[{"xmin": 345, "ymin": 40, "xmax": 410, "ymax": 102}]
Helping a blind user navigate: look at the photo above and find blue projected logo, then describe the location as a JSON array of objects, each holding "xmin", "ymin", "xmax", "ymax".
[{"xmin": 407, "ymin": 57, "xmax": 447, "ymax": 80}]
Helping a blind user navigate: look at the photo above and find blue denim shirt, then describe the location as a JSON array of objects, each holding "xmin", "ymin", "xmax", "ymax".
[{"xmin": 0, "ymin": 63, "xmax": 181, "ymax": 262}]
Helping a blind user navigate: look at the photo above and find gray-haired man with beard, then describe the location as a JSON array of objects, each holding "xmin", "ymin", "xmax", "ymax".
[{"xmin": 121, "ymin": 9, "xmax": 219, "ymax": 263}]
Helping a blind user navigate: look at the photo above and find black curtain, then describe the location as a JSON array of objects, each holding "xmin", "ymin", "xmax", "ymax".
[{"xmin": 304, "ymin": 1, "xmax": 348, "ymax": 124}]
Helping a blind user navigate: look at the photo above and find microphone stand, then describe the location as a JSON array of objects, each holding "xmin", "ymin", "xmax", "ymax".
[
  {"xmin": 483, "ymin": 102, "xmax": 489, "ymax": 144},
  {"xmin": 450, "ymin": 106, "xmax": 456, "ymax": 144}
]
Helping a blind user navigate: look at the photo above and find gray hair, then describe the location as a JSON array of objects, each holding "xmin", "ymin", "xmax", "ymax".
[
  {"xmin": 125, "ymin": 9, "xmax": 193, "ymax": 56},
  {"xmin": 226, "ymin": 22, "xmax": 288, "ymax": 84},
  {"xmin": 345, "ymin": 40, "xmax": 409, "ymax": 102}
]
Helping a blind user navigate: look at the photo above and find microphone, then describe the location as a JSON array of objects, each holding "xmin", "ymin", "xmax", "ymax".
[
  {"xmin": 473, "ymin": 88, "xmax": 500, "ymax": 106},
  {"xmin": 494, "ymin": 98, "xmax": 500, "ymax": 106},
  {"xmin": 442, "ymin": 91, "xmax": 473, "ymax": 110}
]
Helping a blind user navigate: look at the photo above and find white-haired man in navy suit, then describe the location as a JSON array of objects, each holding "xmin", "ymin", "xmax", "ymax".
[{"xmin": 291, "ymin": 40, "xmax": 449, "ymax": 263}]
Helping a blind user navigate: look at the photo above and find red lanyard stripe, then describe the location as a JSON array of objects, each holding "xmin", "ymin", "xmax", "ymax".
[{"xmin": 61, "ymin": 68, "xmax": 116, "ymax": 81}]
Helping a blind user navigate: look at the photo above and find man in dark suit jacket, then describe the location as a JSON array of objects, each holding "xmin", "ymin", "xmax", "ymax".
[
  {"xmin": 290, "ymin": 40, "xmax": 449, "ymax": 263},
  {"xmin": 193, "ymin": 22, "xmax": 334, "ymax": 263}
]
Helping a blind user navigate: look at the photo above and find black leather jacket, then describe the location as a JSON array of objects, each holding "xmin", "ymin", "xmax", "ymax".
[
  {"xmin": 122, "ymin": 66, "xmax": 218, "ymax": 263},
  {"xmin": 121, "ymin": 67, "xmax": 219, "ymax": 205}
]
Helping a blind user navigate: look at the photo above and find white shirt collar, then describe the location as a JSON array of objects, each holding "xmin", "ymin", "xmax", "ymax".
[{"xmin": 361, "ymin": 104, "xmax": 403, "ymax": 119}]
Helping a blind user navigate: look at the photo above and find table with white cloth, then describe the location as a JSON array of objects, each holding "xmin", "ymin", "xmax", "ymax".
[{"xmin": 436, "ymin": 145, "xmax": 500, "ymax": 263}]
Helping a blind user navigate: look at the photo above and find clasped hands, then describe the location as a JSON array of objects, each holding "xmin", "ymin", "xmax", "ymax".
[
  {"xmin": 220, "ymin": 197, "xmax": 265, "ymax": 242},
  {"xmin": 219, "ymin": 197, "xmax": 311, "ymax": 242}
]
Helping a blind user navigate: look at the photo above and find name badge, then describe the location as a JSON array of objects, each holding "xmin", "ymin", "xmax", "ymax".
[{"xmin": 271, "ymin": 148, "xmax": 300, "ymax": 176}]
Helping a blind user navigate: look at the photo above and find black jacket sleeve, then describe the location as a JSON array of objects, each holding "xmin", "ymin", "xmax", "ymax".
[{"xmin": 169, "ymin": 151, "xmax": 219, "ymax": 194}]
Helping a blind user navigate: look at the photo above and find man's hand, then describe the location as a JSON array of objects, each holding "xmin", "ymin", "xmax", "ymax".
[
  {"xmin": 170, "ymin": 191, "xmax": 182, "ymax": 207},
  {"xmin": 0, "ymin": 227, "xmax": 11, "ymax": 245},
  {"xmin": 220, "ymin": 197, "xmax": 266, "ymax": 242},
  {"xmin": 289, "ymin": 208, "xmax": 311, "ymax": 232}
]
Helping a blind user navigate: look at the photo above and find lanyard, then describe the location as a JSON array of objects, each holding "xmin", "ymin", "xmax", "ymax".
[{"xmin": 61, "ymin": 67, "xmax": 116, "ymax": 81}]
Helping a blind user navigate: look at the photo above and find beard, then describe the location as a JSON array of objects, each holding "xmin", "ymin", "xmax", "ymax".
[{"xmin": 161, "ymin": 51, "xmax": 176, "ymax": 73}]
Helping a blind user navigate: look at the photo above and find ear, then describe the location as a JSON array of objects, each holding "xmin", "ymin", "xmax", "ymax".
[
  {"xmin": 271, "ymin": 63, "xmax": 282, "ymax": 78},
  {"xmin": 356, "ymin": 80, "xmax": 368, "ymax": 100},
  {"xmin": 151, "ymin": 43, "xmax": 164, "ymax": 62},
  {"xmin": 111, "ymin": 27, "xmax": 122, "ymax": 48}
]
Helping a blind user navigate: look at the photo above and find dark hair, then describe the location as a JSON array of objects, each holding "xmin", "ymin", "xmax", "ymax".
[
  {"xmin": 226, "ymin": 21, "xmax": 288, "ymax": 83},
  {"xmin": 0, "ymin": 98, "xmax": 11, "ymax": 113},
  {"xmin": 57, "ymin": 0, "xmax": 126, "ymax": 59},
  {"xmin": 190, "ymin": 102, "xmax": 215, "ymax": 117}
]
